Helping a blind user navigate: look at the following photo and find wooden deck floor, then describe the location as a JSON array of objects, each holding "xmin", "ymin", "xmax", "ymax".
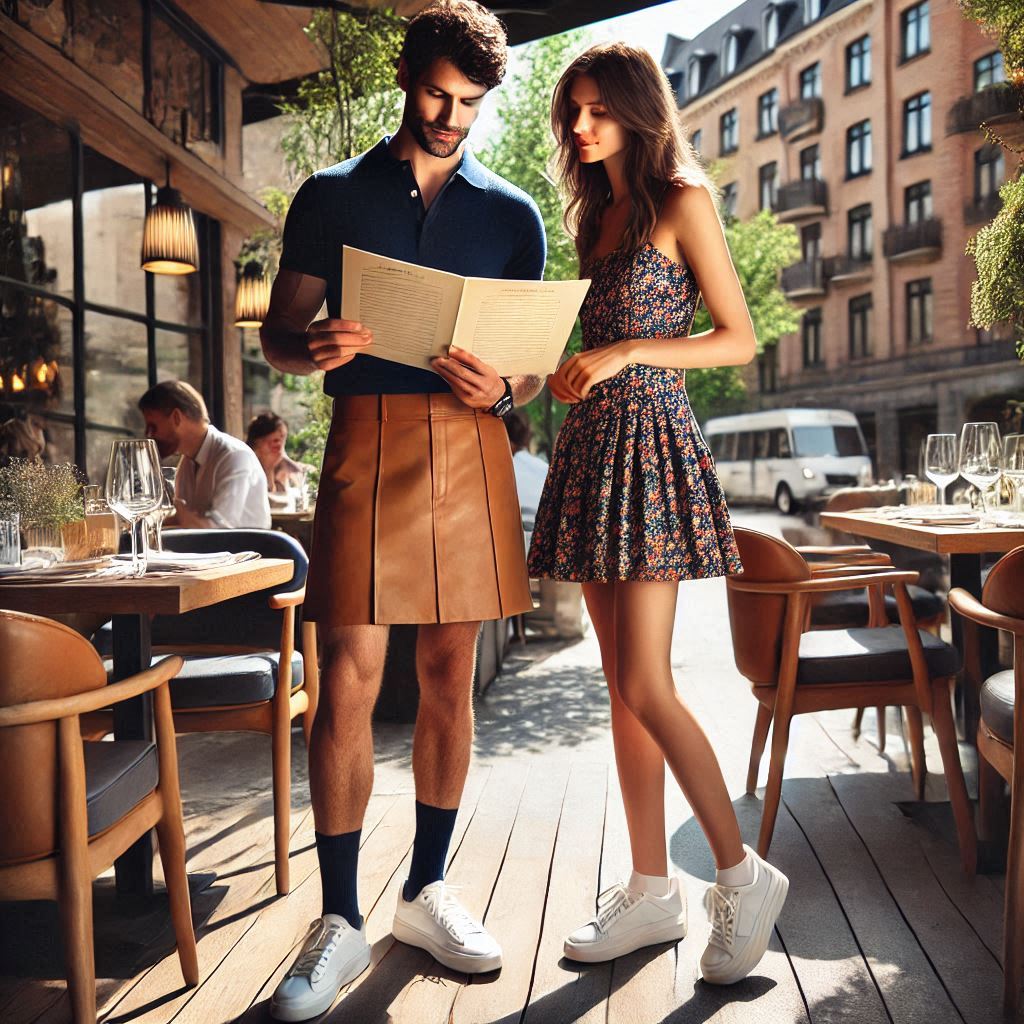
[{"xmin": 0, "ymin": 527, "xmax": 1011, "ymax": 1023}]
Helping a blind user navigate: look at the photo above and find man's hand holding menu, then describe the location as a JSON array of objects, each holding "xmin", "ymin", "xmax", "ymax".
[{"xmin": 340, "ymin": 246, "xmax": 590, "ymax": 378}]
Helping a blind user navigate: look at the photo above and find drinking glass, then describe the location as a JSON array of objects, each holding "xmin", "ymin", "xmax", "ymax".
[
  {"xmin": 959, "ymin": 422, "xmax": 1002, "ymax": 514},
  {"xmin": 105, "ymin": 439, "xmax": 163, "ymax": 577},
  {"xmin": 0, "ymin": 512, "xmax": 20, "ymax": 566},
  {"xmin": 923, "ymin": 434, "xmax": 958, "ymax": 506},
  {"xmin": 1004, "ymin": 433, "xmax": 1024, "ymax": 513},
  {"xmin": 148, "ymin": 466, "xmax": 177, "ymax": 552}
]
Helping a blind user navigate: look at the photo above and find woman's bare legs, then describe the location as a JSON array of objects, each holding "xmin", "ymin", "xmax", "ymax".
[
  {"xmin": 583, "ymin": 582, "xmax": 668, "ymax": 876},
  {"xmin": 611, "ymin": 579, "xmax": 744, "ymax": 870}
]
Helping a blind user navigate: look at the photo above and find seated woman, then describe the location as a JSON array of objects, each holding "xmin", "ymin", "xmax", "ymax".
[{"xmin": 246, "ymin": 412, "xmax": 314, "ymax": 511}]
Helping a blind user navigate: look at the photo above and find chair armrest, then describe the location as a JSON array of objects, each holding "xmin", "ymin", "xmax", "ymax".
[
  {"xmin": 0, "ymin": 656, "xmax": 184, "ymax": 728},
  {"xmin": 948, "ymin": 588, "xmax": 1024, "ymax": 634},
  {"xmin": 797, "ymin": 544, "xmax": 874, "ymax": 556},
  {"xmin": 269, "ymin": 585, "xmax": 306, "ymax": 610},
  {"xmin": 728, "ymin": 569, "xmax": 919, "ymax": 596},
  {"xmin": 809, "ymin": 561, "xmax": 895, "ymax": 577}
]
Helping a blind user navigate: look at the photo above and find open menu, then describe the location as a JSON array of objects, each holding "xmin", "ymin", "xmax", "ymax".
[{"xmin": 340, "ymin": 245, "xmax": 590, "ymax": 377}]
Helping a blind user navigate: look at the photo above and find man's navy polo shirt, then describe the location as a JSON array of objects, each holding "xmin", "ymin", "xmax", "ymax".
[{"xmin": 279, "ymin": 136, "xmax": 547, "ymax": 396}]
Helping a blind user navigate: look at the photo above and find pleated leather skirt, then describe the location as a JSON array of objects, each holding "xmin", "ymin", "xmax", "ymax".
[{"xmin": 303, "ymin": 393, "xmax": 532, "ymax": 625}]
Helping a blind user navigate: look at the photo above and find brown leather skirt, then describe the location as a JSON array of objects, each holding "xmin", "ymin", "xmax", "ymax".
[{"xmin": 303, "ymin": 393, "xmax": 533, "ymax": 625}]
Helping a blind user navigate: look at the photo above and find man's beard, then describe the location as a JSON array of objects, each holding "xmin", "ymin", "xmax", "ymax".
[{"xmin": 408, "ymin": 115, "xmax": 469, "ymax": 159}]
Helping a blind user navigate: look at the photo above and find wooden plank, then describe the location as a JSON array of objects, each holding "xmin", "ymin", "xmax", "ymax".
[{"xmin": 820, "ymin": 513, "xmax": 1024, "ymax": 557}]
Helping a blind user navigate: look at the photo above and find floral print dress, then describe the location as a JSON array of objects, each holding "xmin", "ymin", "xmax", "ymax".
[{"xmin": 527, "ymin": 241, "xmax": 743, "ymax": 583}]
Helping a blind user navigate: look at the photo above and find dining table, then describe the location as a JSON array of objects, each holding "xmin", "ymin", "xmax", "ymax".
[
  {"xmin": 0, "ymin": 557, "xmax": 294, "ymax": 895},
  {"xmin": 821, "ymin": 508, "xmax": 1024, "ymax": 736}
]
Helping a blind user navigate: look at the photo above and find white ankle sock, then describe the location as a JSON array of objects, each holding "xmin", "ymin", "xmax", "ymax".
[
  {"xmin": 628, "ymin": 869, "xmax": 673, "ymax": 898},
  {"xmin": 716, "ymin": 851, "xmax": 755, "ymax": 888}
]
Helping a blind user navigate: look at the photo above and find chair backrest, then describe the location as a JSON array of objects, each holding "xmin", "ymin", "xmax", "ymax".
[
  {"xmin": 726, "ymin": 528, "xmax": 810, "ymax": 685},
  {"xmin": 152, "ymin": 529, "xmax": 308, "ymax": 649},
  {"xmin": 824, "ymin": 486, "xmax": 899, "ymax": 513},
  {"xmin": 983, "ymin": 545, "xmax": 1024, "ymax": 622},
  {"xmin": 0, "ymin": 610, "xmax": 107, "ymax": 864}
]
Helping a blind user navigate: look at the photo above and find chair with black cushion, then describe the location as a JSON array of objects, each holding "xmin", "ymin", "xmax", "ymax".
[
  {"xmin": 725, "ymin": 527, "xmax": 976, "ymax": 872},
  {"xmin": 948, "ymin": 546, "xmax": 1024, "ymax": 1011},
  {"xmin": 0, "ymin": 610, "xmax": 196, "ymax": 1023}
]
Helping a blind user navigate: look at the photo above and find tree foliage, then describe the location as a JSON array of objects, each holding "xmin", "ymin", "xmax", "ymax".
[{"xmin": 958, "ymin": 0, "xmax": 1024, "ymax": 80}]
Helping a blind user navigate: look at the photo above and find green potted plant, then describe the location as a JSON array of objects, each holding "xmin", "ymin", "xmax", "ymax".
[{"xmin": 0, "ymin": 458, "xmax": 86, "ymax": 561}]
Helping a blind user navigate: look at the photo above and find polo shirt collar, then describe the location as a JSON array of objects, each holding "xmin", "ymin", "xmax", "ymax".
[{"xmin": 370, "ymin": 135, "xmax": 488, "ymax": 190}]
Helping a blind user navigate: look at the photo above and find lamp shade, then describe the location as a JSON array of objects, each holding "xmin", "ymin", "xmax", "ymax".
[
  {"xmin": 141, "ymin": 185, "xmax": 199, "ymax": 275},
  {"xmin": 234, "ymin": 261, "xmax": 271, "ymax": 327}
]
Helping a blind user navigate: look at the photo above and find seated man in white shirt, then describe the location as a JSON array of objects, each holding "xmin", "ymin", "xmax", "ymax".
[{"xmin": 138, "ymin": 380, "xmax": 271, "ymax": 529}]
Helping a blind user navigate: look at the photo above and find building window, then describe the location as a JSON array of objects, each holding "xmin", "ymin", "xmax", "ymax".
[
  {"xmin": 691, "ymin": 129, "xmax": 702, "ymax": 154},
  {"xmin": 803, "ymin": 0, "xmax": 821, "ymax": 23},
  {"xmin": 800, "ymin": 62, "xmax": 822, "ymax": 99},
  {"xmin": 720, "ymin": 108, "xmax": 739, "ymax": 154},
  {"xmin": 759, "ymin": 162, "xmax": 779, "ymax": 211},
  {"xmin": 688, "ymin": 57, "xmax": 703, "ymax": 98},
  {"xmin": 975, "ymin": 144, "xmax": 1005, "ymax": 200},
  {"xmin": 800, "ymin": 144, "xmax": 821, "ymax": 181},
  {"xmin": 975, "ymin": 51, "xmax": 1005, "ymax": 92},
  {"xmin": 801, "ymin": 222, "xmax": 821, "ymax": 263},
  {"xmin": 901, "ymin": 1, "xmax": 930, "ymax": 62},
  {"xmin": 906, "ymin": 278, "xmax": 933, "ymax": 345},
  {"xmin": 802, "ymin": 308, "xmax": 823, "ymax": 367},
  {"xmin": 849, "ymin": 294, "xmax": 873, "ymax": 359},
  {"xmin": 902, "ymin": 91, "xmax": 932, "ymax": 155},
  {"xmin": 976, "ymin": 322, "xmax": 1014, "ymax": 345},
  {"xmin": 763, "ymin": 6, "xmax": 779, "ymax": 49},
  {"xmin": 848, "ymin": 204, "xmax": 873, "ymax": 259},
  {"xmin": 722, "ymin": 33, "xmax": 740, "ymax": 75},
  {"xmin": 846, "ymin": 35, "xmax": 871, "ymax": 91},
  {"xmin": 721, "ymin": 182, "xmax": 738, "ymax": 218},
  {"xmin": 758, "ymin": 88, "xmax": 779, "ymax": 137},
  {"xmin": 846, "ymin": 120, "xmax": 872, "ymax": 178},
  {"xmin": 758, "ymin": 345, "xmax": 778, "ymax": 393},
  {"xmin": 905, "ymin": 180, "xmax": 933, "ymax": 223}
]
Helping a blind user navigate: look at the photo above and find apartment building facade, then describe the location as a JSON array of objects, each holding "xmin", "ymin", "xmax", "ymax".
[{"xmin": 663, "ymin": 0, "xmax": 1023, "ymax": 478}]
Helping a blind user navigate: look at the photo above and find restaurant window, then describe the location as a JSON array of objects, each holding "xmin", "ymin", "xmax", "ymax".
[
  {"xmin": 721, "ymin": 182, "xmax": 738, "ymax": 218},
  {"xmin": 975, "ymin": 52, "xmax": 1005, "ymax": 92},
  {"xmin": 848, "ymin": 204, "xmax": 873, "ymax": 259},
  {"xmin": 759, "ymin": 162, "xmax": 779, "ymax": 211},
  {"xmin": 846, "ymin": 120, "xmax": 872, "ymax": 178},
  {"xmin": 905, "ymin": 180, "xmax": 933, "ymax": 223},
  {"xmin": 846, "ymin": 35, "xmax": 871, "ymax": 91},
  {"xmin": 902, "ymin": 91, "xmax": 932, "ymax": 156},
  {"xmin": 758, "ymin": 89, "xmax": 779, "ymax": 137},
  {"xmin": 800, "ymin": 144, "xmax": 821, "ymax": 181},
  {"xmin": 901, "ymin": 2, "xmax": 930, "ymax": 62},
  {"xmin": 720, "ymin": 108, "xmax": 739, "ymax": 154},
  {"xmin": 849, "ymin": 294, "xmax": 873, "ymax": 359},
  {"xmin": 802, "ymin": 308, "xmax": 823, "ymax": 367},
  {"xmin": 906, "ymin": 278, "xmax": 933, "ymax": 346},
  {"xmin": 800, "ymin": 62, "xmax": 822, "ymax": 99},
  {"xmin": 975, "ymin": 144, "xmax": 1005, "ymax": 200}
]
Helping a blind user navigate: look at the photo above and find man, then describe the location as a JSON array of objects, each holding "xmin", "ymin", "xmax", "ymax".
[
  {"xmin": 138, "ymin": 380, "xmax": 271, "ymax": 529},
  {"xmin": 260, "ymin": 2, "xmax": 546, "ymax": 1019}
]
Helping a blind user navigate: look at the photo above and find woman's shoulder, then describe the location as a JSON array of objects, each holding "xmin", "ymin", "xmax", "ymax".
[{"xmin": 659, "ymin": 179, "xmax": 720, "ymax": 238}]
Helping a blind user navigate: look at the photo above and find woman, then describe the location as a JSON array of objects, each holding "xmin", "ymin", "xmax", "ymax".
[
  {"xmin": 527, "ymin": 43, "xmax": 788, "ymax": 984},
  {"xmin": 246, "ymin": 412, "xmax": 313, "ymax": 510}
]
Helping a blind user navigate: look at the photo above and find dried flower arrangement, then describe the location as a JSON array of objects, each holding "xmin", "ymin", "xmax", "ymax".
[{"xmin": 0, "ymin": 458, "xmax": 85, "ymax": 528}]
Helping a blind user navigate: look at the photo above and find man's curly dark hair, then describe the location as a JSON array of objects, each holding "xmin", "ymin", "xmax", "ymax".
[{"xmin": 401, "ymin": 0, "xmax": 508, "ymax": 90}]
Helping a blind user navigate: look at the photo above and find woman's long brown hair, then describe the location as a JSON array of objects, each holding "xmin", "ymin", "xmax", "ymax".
[{"xmin": 551, "ymin": 42, "xmax": 718, "ymax": 262}]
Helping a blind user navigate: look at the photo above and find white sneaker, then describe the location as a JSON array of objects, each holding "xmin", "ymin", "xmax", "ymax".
[
  {"xmin": 269, "ymin": 914, "xmax": 370, "ymax": 1021},
  {"xmin": 700, "ymin": 846, "xmax": 789, "ymax": 985},
  {"xmin": 563, "ymin": 878, "xmax": 687, "ymax": 963},
  {"xmin": 392, "ymin": 880, "xmax": 502, "ymax": 973}
]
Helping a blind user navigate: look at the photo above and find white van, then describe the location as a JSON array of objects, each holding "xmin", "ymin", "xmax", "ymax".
[{"xmin": 703, "ymin": 408, "xmax": 873, "ymax": 513}]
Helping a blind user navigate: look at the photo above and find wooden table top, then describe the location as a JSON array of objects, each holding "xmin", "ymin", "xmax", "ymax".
[
  {"xmin": 270, "ymin": 510, "xmax": 314, "ymax": 522},
  {"xmin": 0, "ymin": 558, "xmax": 294, "ymax": 617},
  {"xmin": 821, "ymin": 509, "xmax": 1024, "ymax": 555}
]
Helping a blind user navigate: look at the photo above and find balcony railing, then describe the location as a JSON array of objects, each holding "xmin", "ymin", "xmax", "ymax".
[
  {"xmin": 964, "ymin": 192, "xmax": 1003, "ymax": 226},
  {"xmin": 947, "ymin": 83, "xmax": 1023, "ymax": 135},
  {"xmin": 775, "ymin": 178, "xmax": 828, "ymax": 221},
  {"xmin": 822, "ymin": 254, "xmax": 873, "ymax": 284},
  {"xmin": 780, "ymin": 258, "xmax": 825, "ymax": 298},
  {"xmin": 882, "ymin": 218, "xmax": 942, "ymax": 262},
  {"xmin": 779, "ymin": 97, "xmax": 824, "ymax": 142}
]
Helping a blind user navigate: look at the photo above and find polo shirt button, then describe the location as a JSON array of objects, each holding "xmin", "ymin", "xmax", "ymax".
[{"xmin": 410, "ymin": 189, "xmax": 419, "ymax": 198}]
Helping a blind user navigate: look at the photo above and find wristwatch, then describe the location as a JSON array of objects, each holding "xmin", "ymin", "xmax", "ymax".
[{"xmin": 487, "ymin": 377, "xmax": 514, "ymax": 417}]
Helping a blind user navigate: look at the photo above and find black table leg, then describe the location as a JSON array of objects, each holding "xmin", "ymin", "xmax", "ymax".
[
  {"xmin": 111, "ymin": 612, "xmax": 154, "ymax": 896},
  {"xmin": 949, "ymin": 552, "xmax": 998, "ymax": 743}
]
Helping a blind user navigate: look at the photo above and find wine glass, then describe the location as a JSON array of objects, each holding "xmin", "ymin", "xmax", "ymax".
[
  {"xmin": 958, "ymin": 422, "xmax": 1002, "ymax": 514},
  {"xmin": 1004, "ymin": 433, "xmax": 1024, "ymax": 513},
  {"xmin": 149, "ymin": 465, "xmax": 177, "ymax": 552},
  {"xmin": 105, "ymin": 439, "xmax": 164, "ymax": 577},
  {"xmin": 923, "ymin": 434, "xmax": 958, "ymax": 506}
]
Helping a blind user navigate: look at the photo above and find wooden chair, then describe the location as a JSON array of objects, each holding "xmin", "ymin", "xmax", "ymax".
[
  {"xmin": 725, "ymin": 527, "xmax": 976, "ymax": 873},
  {"xmin": 948, "ymin": 545, "xmax": 1024, "ymax": 1011},
  {"xmin": 0, "ymin": 610, "xmax": 197, "ymax": 1023}
]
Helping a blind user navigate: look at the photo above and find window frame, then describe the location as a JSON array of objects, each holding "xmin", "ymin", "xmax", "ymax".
[
  {"xmin": 904, "ymin": 180, "xmax": 933, "ymax": 223},
  {"xmin": 720, "ymin": 107, "xmax": 739, "ymax": 155},
  {"xmin": 800, "ymin": 143, "xmax": 821, "ymax": 181},
  {"xmin": 759, "ymin": 161, "xmax": 779, "ymax": 211},
  {"xmin": 802, "ymin": 308, "xmax": 824, "ymax": 367},
  {"xmin": 974, "ymin": 51, "xmax": 1005, "ymax": 92},
  {"xmin": 901, "ymin": 91, "xmax": 932, "ymax": 157},
  {"xmin": 846, "ymin": 34, "xmax": 872, "ymax": 93},
  {"xmin": 757, "ymin": 88, "xmax": 779, "ymax": 138},
  {"xmin": 849, "ymin": 293, "xmax": 873, "ymax": 360},
  {"xmin": 848, "ymin": 203, "xmax": 873, "ymax": 259},
  {"xmin": 974, "ymin": 144, "xmax": 1004, "ymax": 201},
  {"xmin": 906, "ymin": 278, "xmax": 934, "ymax": 346},
  {"xmin": 900, "ymin": 1, "xmax": 931, "ymax": 64},
  {"xmin": 846, "ymin": 119, "xmax": 873, "ymax": 179},
  {"xmin": 800, "ymin": 62, "xmax": 822, "ymax": 99},
  {"xmin": 721, "ymin": 181, "xmax": 738, "ymax": 217},
  {"xmin": 763, "ymin": 6, "xmax": 779, "ymax": 50}
]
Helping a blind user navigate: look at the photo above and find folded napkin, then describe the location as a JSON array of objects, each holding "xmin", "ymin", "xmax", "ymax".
[{"xmin": 119, "ymin": 550, "xmax": 261, "ymax": 572}]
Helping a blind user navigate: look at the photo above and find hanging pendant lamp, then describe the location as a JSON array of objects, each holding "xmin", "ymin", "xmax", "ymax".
[
  {"xmin": 141, "ymin": 162, "xmax": 199, "ymax": 275},
  {"xmin": 234, "ymin": 260, "xmax": 271, "ymax": 327}
]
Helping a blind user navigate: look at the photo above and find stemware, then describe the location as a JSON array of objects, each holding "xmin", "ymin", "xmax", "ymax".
[
  {"xmin": 1004, "ymin": 433, "xmax": 1024, "ymax": 513},
  {"xmin": 958, "ymin": 422, "xmax": 1002, "ymax": 514},
  {"xmin": 105, "ymin": 439, "xmax": 164, "ymax": 577},
  {"xmin": 923, "ymin": 434, "xmax": 958, "ymax": 506},
  {"xmin": 149, "ymin": 465, "xmax": 178, "ymax": 552}
]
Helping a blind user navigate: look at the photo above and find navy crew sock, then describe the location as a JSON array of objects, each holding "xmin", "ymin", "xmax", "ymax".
[
  {"xmin": 403, "ymin": 801, "xmax": 459, "ymax": 902},
  {"xmin": 315, "ymin": 829, "xmax": 362, "ymax": 929}
]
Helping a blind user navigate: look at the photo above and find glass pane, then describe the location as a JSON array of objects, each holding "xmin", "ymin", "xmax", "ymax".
[
  {"xmin": 37, "ymin": 416, "xmax": 77, "ymax": 469},
  {"xmin": 85, "ymin": 425, "xmax": 134, "ymax": 486},
  {"xmin": 70, "ymin": 0, "xmax": 144, "ymax": 115},
  {"xmin": 154, "ymin": 267, "xmax": 203, "ymax": 326},
  {"xmin": 155, "ymin": 329, "xmax": 204, "ymax": 392},
  {"xmin": 84, "ymin": 311, "xmax": 148, "ymax": 434},
  {"xmin": 0, "ymin": 93, "xmax": 74, "ymax": 301},
  {"xmin": 0, "ymin": 292, "xmax": 74, "ymax": 417},
  {"xmin": 83, "ymin": 147, "xmax": 146, "ymax": 313}
]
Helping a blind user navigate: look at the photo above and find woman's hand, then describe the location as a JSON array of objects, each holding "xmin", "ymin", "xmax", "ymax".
[{"xmin": 550, "ymin": 341, "xmax": 634, "ymax": 403}]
